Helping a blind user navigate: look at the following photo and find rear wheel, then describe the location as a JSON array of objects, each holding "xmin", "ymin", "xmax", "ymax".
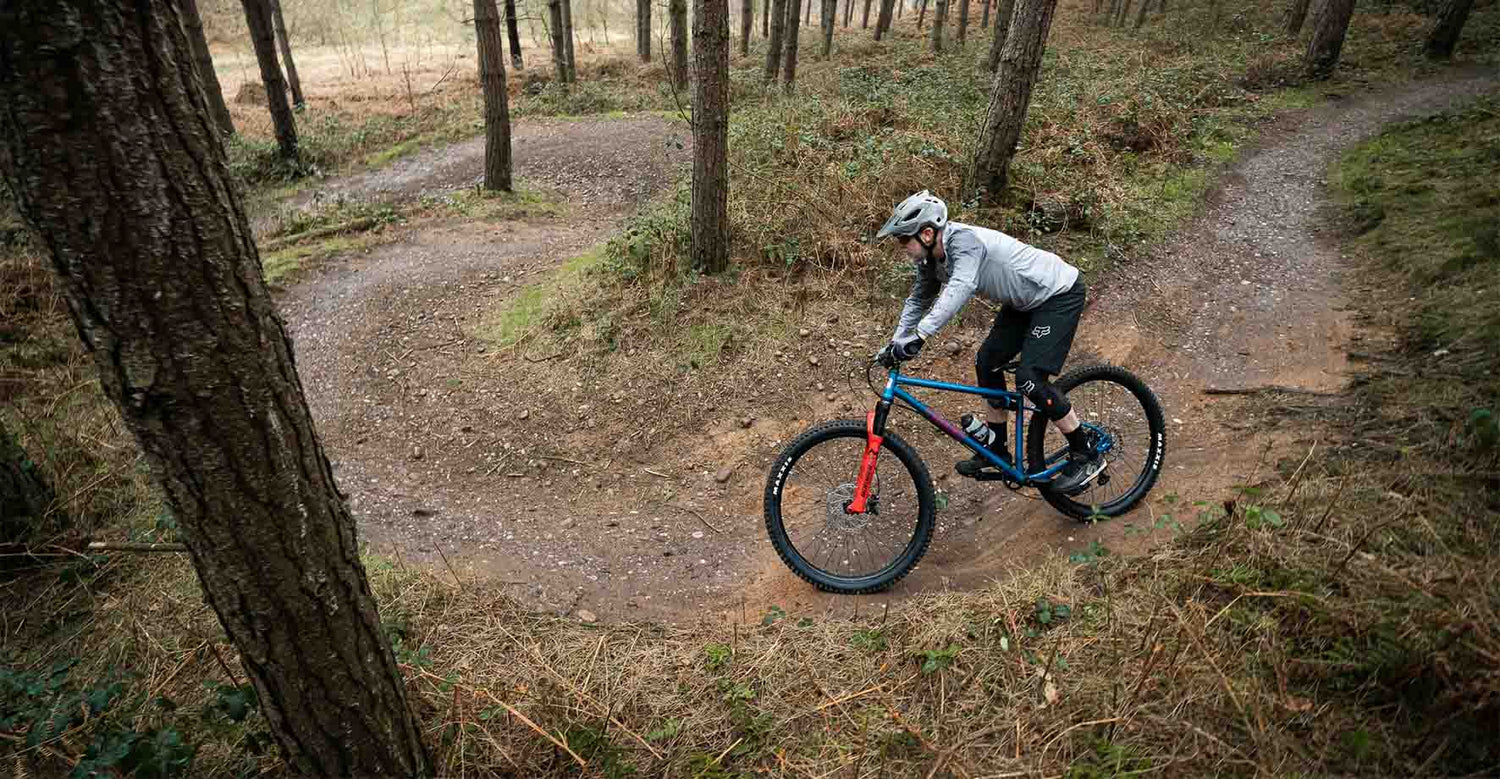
[
  {"xmin": 1026, "ymin": 365, "xmax": 1166, "ymax": 520},
  {"xmin": 764, "ymin": 420, "xmax": 935, "ymax": 594}
]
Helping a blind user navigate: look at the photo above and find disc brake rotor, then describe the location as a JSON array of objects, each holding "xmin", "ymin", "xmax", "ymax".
[{"xmin": 824, "ymin": 483, "xmax": 871, "ymax": 532}]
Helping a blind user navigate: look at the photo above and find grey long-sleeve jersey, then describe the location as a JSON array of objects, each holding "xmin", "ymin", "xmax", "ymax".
[{"xmin": 894, "ymin": 222, "xmax": 1080, "ymax": 340}]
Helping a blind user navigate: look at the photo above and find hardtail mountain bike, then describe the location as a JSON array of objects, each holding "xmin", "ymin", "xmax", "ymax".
[{"xmin": 763, "ymin": 361, "xmax": 1166, "ymax": 594}]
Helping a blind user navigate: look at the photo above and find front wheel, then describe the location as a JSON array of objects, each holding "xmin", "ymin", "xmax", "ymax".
[
  {"xmin": 764, "ymin": 420, "xmax": 936, "ymax": 594},
  {"xmin": 1026, "ymin": 365, "xmax": 1167, "ymax": 521}
]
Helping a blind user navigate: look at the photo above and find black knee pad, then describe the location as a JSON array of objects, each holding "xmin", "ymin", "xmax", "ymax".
[{"xmin": 1015, "ymin": 366, "xmax": 1071, "ymax": 421}]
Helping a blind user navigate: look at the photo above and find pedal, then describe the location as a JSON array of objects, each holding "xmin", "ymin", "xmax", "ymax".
[
  {"xmin": 972, "ymin": 471, "xmax": 1009, "ymax": 482},
  {"xmin": 1096, "ymin": 473, "xmax": 1111, "ymax": 487}
]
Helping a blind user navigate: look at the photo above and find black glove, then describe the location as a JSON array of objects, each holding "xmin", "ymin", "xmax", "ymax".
[
  {"xmin": 875, "ymin": 343, "xmax": 898, "ymax": 368},
  {"xmin": 893, "ymin": 334, "xmax": 925, "ymax": 362}
]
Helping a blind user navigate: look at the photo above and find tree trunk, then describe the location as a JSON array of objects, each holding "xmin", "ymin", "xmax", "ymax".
[
  {"xmin": 875, "ymin": 0, "xmax": 896, "ymax": 38},
  {"xmin": 671, "ymin": 0, "xmax": 690, "ymax": 89},
  {"xmin": 764, "ymin": 0, "xmax": 770, "ymax": 37},
  {"xmin": 899, "ymin": 0, "xmax": 904, "ymax": 18},
  {"xmin": 930, "ymin": 0, "xmax": 947, "ymax": 50},
  {"xmin": 978, "ymin": 0, "xmax": 1057, "ymax": 201},
  {"xmin": 821, "ymin": 0, "xmax": 836, "ymax": 57},
  {"xmin": 505, "ymin": 0, "xmax": 525, "ymax": 68},
  {"xmin": 765, "ymin": 0, "xmax": 787, "ymax": 81},
  {"xmin": 561, "ymin": 0, "xmax": 578, "ymax": 81},
  {"xmin": 1425, "ymin": 0, "xmax": 1474, "ymax": 58},
  {"xmin": 957, "ymin": 0, "xmax": 970, "ymax": 44},
  {"xmin": 548, "ymin": 0, "xmax": 569, "ymax": 83},
  {"xmin": 241, "ymin": 0, "xmax": 298, "ymax": 162},
  {"xmin": 1304, "ymin": 0, "xmax": 1356, "ymax": 78},
  {"xmin": 1134, "ymin": 0, "xmax": 1151, "ymax": 28},
  {"xmin": 475, "ymin": 0, "xmax": 514, "ymax": 191},
  {"xmin": 783, "ymin": 0, "xmax": 803, "ymax": 92},
  {"xmin": 741, "ymin": 0, "xmax": 754, "ymax": 55},
  {"xmin": 638, "ymin": 0, "xmax": 653, "ymax": 61},
  {"xmin": 986, "ymin": 0, "xmax": 1015, "ymax": 70},
  {"xmin": 181, "ymin": 0, "xmax": 234, "ymax": 136},
  {"xmin": 0, "ymin": 421, "xmax": 58, "ymax": 543},
  {"xmin": 0, "ymin": 2, "xmax": 431, "ymax": 774},
  {"xmin": 693, "ymin": 0, "xmax": 731, "ymax": 274},
  {"xmin": 806, "ymin": 0, "xmax": 812, "ymax": 23},
  {"xmin": 918, "ymin": 0, "xmax": 928, "ymax": 28},
  {"xmin": 863, "ymin": 0, "xmax": 875, "ymax": 28},
  {"xmin": 269, "ymin": 0, "xmax": 303, "ymax": 107},
  {"xmin": 981, "ymin": 0, "xmax": 990, "ymax": 31},
  {"xmin": 1283, "ymin": 0, "xmax": 1311, "ymax": 35}
]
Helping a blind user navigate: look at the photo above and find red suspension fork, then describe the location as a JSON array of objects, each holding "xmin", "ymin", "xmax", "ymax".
[{"xmin": 847, "ymin": 408, "xmax": 887, "ymax": 514}]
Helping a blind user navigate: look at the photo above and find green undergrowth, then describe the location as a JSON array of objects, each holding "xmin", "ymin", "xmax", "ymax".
[
  {"xmin": 602, "ymin": 0, "xmax": 1499, "ymax": 289},
  {"xmin": 256, "ymin": 185, "xmax": 564, "ymax": 283},
  {"xmin": 468, "ymin": 245, "xmax": 611, "ymax": 347}
]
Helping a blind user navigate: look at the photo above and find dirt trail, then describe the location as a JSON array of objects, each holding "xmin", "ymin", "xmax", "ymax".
[{"xmin": 276, "ymin": 75, "xmax": 1497, "ymax": 625}]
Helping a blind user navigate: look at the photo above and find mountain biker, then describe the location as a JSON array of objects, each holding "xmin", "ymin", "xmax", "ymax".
[{"xmin": 873, "ymin": 190, "xmax": 1104, "ymax": 496}]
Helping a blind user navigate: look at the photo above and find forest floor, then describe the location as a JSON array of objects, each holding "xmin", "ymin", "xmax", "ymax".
[{"xmin": 265, "ymin": 68, "xmax": 1499, "ymax": 624}]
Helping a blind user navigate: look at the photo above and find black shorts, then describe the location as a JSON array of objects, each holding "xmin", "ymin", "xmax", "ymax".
[{"xmin": 976, "ymin": 279, "xmax": 1087, "ymax": 388}]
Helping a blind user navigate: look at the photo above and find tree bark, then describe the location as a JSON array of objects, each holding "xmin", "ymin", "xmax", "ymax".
[
  {"xmin": 930, "ymin": 0, "xmax": 947, "ymax": 50},
  {"xmin": 671, "ymin": 0, "xmax": 690, "ymax": 89},
  {"xmin": 181, "ymin": 0, "xmax": 234, "ymax": 136},
  {"xmin": 241, "ymin": 0, "xmax": 298, "ymax": 162},
  {"xmin": 475, "ymin": 0, "xmax": 514, "ymax": 191},
  {"xmin": 875, "ymin": 0, "xmax": 896, "ymax": 38},
  {"xmin": 638, "ymin": 0, "xmax": 653, "ymax": 61},
  {"xmin": 981, "ymin": 0, "xmax": 990, "ymax": 32},
  {"xmin": 957, "ymin": 0, "xmax": 971, "ymax": 45},
  {"xmin": 765, "ymin": 0, "xmax": 787, "ymax": 81},
  {"xmin": 862, "ymin": 0, "xmax": 875, "ymax": 27},
  {"xmin": 821, "ymin": 0, "xmax": 836, "ymax": 57},
  {"xmin": 1283, "ymin": 0, "xmax": 1311, "ymax": 35},
  {"xmin": 693, "ymin": 0, "xmax": 730, "ymax": 273},
  {"xmin": 1115, "ymin": 0, "xmax": 1132, "ymax": 26},
  {"xmin": 918, "ymin": 0, "xmax": 928, "ymax": 28},
  {"xmin": 505, "ymin": 0, "xmax": 525, "ymax": 68},
  {"xmin": 1424, "ymin": 0, "xmax": 1475, "ymax": 59},
  {"xmin": 986, "ymin": 0, "xmax": 1015, "ymax": 71},
  {"xmin": 0, "ymin": 421, "xmax": 58, "ymax": 543},
  {"xmin": 783, "ymin": 0, "xmax": 803, "ymax": 92},
  {"xmin": 742, "ymin": 0, "xmax": 754, "ymax": 55},
  {"xmin": 561, "ymin": 0, "xmax": 578, "ymax": 81},
  {"xmin": 547, "ymin": 0, "xmax": 569, "ymax": 83},
  {"xmin": 977, "ymin": 0, "xmax": 1058, "ymax": 201},
  {"xmin": 1304, "ymin": 0, "xmax": 1356, "ymax": 78},
  {"xmin": 0, "ymin": 2, "xmax": 431, "ymax": 774},
  {"xmin": 806, "ymin": 0, "xmax": 812, "ymax": 23},
  {"xmin": 269, "ymin": 0, "xmax": 303, "ymax": 107},
  {"xmin": 845, "ymin": 0, "xmax": 854, "ymax": 26}
]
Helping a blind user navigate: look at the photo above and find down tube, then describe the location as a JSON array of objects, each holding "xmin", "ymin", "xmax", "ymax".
[{"xmin": 892, "ymin": 387, "xmax": 969, "ymax": 441}]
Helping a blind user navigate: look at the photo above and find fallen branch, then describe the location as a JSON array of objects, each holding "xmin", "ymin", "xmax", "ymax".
[
  {"xmin": 680, "ymin": 506, "xmax": 724, "ymax": 534},
  {"xmin": 86, "ymin": 542, "xmax": 188, "ymax": 553},
  {"xmin": 523, "ymin": 351, "xmax": 567, "ymax": 363},
  {"xmin": 261, "ymin": 217, "xmax": 380, "ymax": 253}
]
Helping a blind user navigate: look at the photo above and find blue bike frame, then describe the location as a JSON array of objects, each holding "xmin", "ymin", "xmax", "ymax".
[{"xmin": 879, "ymin": 365, "xmax": 1075, "ymax": 484}]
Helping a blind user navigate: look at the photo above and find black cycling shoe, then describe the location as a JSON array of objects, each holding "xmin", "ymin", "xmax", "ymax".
[
  {"xmin": 956, "ymin": 441, "xmax": 1013, "ymax": 477},
  {"xmin": 1050, "ymin": 431, "xmax": 1106, "ymax": 495}
]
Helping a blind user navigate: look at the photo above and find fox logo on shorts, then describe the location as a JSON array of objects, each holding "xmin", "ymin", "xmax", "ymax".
[{"xmin": 1031, "ymin": 325, "xmax": 1052, "ymax": 338}]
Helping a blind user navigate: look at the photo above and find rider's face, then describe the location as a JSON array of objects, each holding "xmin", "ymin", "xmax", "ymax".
[{"xmin": 899, "ymin": 227, "xmax": 935, "ymax": 262}]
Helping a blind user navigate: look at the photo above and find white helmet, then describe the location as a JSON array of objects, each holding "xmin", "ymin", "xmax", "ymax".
[{"xmin": 876, "ymin": 190, "xmax": 948, "ymax": 239}]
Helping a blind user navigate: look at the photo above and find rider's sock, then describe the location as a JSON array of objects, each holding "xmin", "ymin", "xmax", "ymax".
[{"xmin": 1064, "ymin": 427, "xmax": 1092, "ymax": 452}]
